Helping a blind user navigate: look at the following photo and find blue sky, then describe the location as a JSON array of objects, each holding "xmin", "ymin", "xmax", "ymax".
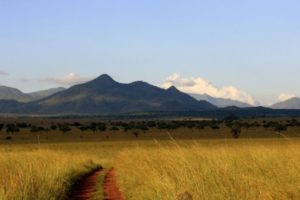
[{"xmin": 0, "ymin": 0, "xmax": 299, "ymax": 104}]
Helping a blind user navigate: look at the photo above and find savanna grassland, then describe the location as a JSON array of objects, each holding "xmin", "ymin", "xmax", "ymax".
[{"xmin": 0, "ymin": 117, "xmax": 299, "ymax": 200}]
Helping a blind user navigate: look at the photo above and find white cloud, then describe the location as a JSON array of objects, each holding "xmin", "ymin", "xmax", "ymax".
[
  {"xmin": 278, "ymin": 93, "xmax": 297, "ymax": 102},
  {"xmin": 0, "ymin": 70, "xmax": 8, "ymax": 75},
  {"xmin": 41, "ymin": 72, "xmax": 91, "ymax": 86},
  {"xmin": 162, "ymin": 73, "xmax": 257, "ymax": 105}
]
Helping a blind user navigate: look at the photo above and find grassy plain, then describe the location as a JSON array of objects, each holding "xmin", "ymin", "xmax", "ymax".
[
  {"xmin": 115, "ymin": 139, "xmax": 300, "ymax": 200},
  {"xmin": 0, "ymin": 117, "xmax": 299, "ymax": 200}
]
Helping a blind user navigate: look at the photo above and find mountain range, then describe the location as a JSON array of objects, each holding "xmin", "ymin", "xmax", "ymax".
[
  {"xmin": 0, "ymin": 74, "xmax": 216, "ymax": 115},
  {"xmin": 0, "ymin": 81, "xmax": 254, "ymax": 108},
  {"xmin": 0, "ymin": 74, "xmax": 299, "ymax": 115}
]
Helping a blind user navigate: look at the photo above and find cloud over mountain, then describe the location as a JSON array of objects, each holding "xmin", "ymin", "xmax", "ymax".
[
  {"xmin": 161, "ymin": 73, "xmax": 256, "ymax": 105},
  {"xmin": 278, "ymin": 93, "xmax": 297, "ymax": 102},
  {"xmin": 41, "ymin": 73, "xmax": 92, "ymax": 86}
]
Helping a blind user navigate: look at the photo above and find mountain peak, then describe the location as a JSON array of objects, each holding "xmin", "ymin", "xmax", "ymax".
[
  {"xmin": 95, "ymin": 74, "xmax": 114, "ymax": 81},
  {"xmin": 167, "ymin": 86, "xmax": 179, "ymax": 92},
  {"xmin": 79, "ymin": 74, "xmax": 120, "ymax": 89},
  {"xmin": 90, "ymin": 74, "xmax": 117, "ymax": 84}
]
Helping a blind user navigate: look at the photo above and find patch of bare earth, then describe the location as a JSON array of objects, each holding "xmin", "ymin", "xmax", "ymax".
[{"xmin": 104, "ymin": 168, "xmax": 125, "ymax": 200}]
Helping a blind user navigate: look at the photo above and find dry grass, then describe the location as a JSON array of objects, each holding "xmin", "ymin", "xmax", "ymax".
[
  {"xmin": 0, "ymin": 149, "xmax": 101, "ymax": 200},
  {"xmin": 115, "ymin": 139, "xmax": 300, "ymax": 200},
  {"xmin": 0, "ymin": 129, "xmax": 299, "ymax": 200}
]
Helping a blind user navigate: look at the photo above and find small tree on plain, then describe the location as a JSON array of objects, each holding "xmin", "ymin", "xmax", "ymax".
[
  {"xmin": 274, "ymin": 124, "xmax": 287, "ymax": 134},
  {"xmin": 6, "ymin": 124, "xmax": 20, "ymax": 134},
  {"xmin": 59, "ymin": 125, "xmax": 71, "ymax": 134},
  {"xmin": 231, "ymin": 123, "xmax": 241, "ymax": 139}
]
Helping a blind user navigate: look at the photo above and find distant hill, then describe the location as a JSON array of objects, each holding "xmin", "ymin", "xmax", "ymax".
[
  {"xmin": 190, "ymin": 93, "xmax": 252, "ymax": 108},
  {"xmin": 0, "ymin": 86, "xmax": 32, "ymax": 102},
  {"xmin": 29, "ymin": 87, "xmax": 66, "ymax": 100},
  {"xmin": 0, "ymin": 86, "xmax": 65, "ymax": 102},
  {"xmin": 0, "ymin": 74, "xmax": 216, "ymax": 114},
  {"xmin": 271, "ymin": 97, "xmax": 300, "ymax": 109}
]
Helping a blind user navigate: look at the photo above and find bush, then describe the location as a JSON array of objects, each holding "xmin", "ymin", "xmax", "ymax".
[
  {"xmin": 133, "ymin": 131, "xmax": 140, "ymax": 138},
  {"xmin": 6, "ymin": 124, "xmax": 20, "ymax": 134},
  {"xmin": 5, "ymin": 136, "xmax": 12, "ymax": 140},
  {"xmin": 58, "ymin": 125, "xmax": 71, "ymax": 134},
  {"xmin": 231, "ymin": 124, "xmax": 241, "ymax": 139},
  {"xmin": 210, "ymin": 124, "xmax": 220, "ymax": 130},
  {"xmin": 274, "ymin": 124, "xmax": 287, "ymax": 133},
  {"xmin": 97, "ymin": 123, "xmax": 107, "ymax": 131},
  {"xmin": 110, "ymin": 126, "xmax": 119, "ymax": 131}
]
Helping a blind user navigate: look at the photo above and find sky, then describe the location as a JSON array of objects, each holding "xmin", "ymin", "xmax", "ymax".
[{"xmin": 0, "ymin": 0, "xmax": 299, "ymax": 105}]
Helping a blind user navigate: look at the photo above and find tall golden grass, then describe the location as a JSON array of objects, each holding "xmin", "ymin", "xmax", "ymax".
[
  {"xmin": 0, "ymin": 149, "xmax": 100, "ymax": 200},
  {"xmin": 115, "ymin": 139, "xmax": 300, "ymax": 200},
  {"xmin": 1, "ymin": 138, "xmax": 299, "ymax": 200}
]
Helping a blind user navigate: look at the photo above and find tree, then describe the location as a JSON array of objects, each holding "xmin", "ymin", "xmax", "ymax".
[
  {"xmin": 6, "ymin": 124, "xmax": 20, "ymax": 134},
  {"xmin": 224, "ymin": 114, "xmax": 239, "ymax": 122},
  {"xmin": 73, "ymin": 122, "xmax": 81, "ymax": 127},
  {"xmin": 30, "ymin": 126, "xmax": 39, "ymax": 133},
  {"xmin": 50, "ymin": 125, "xmax": 57, "ymax": 130},
  {"xmin": 110, "ymin": 126, "xmax": 119, "ymax": 131},
  {"xmin": 98, "ymin": 123, "xmax": 107, "ymax": 132},
  {"xmin": 5, "ymin": 136, "xmax": 12, "ymax": 140},
  {"xmin": 147, "ymin": 121, "xmax": 156, "ymax": 128},
  {"xmin": 231, "ymin": 124, "xmax": 241, "ymax": 139},
  {"xmin": 89, "ymin": 123, "xmax": 98, "ymax": 132},
  {"xmin": 59, "ymin": 125, "xmax": 71, "ymax": 134},
  {"xmin": 79, "ymin": 126, "xmax": 89, "ymax": 132},
  {"xmin": 274, "ymin": 124, "xmax": 287, "ymax": 133},
  {"xmin": 17, "ymin": 123, "xmax": 29, "ymax": 129}
]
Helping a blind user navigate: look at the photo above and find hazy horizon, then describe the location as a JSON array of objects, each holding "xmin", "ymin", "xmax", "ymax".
[{"xmin": 1, "ymin": 0, "xmax": 299, "ymax": 105}]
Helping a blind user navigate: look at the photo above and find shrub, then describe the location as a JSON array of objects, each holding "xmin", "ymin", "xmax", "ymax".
[
  {"xmin": 6, "ymin": 124, "xmax": 20, "ymax": 134},
  {"xmin": 231, "ymin": 124, "xmax": 241, "ymax": 139},
  {"xmin": 110, "ymin": 126, "xmax": 119, "ymax": 131},
  {"xmin": 133, "ymin": 131, "xmax": 140, "ymax": 138},
  {"xmin": 4, "ymin": 136, "xmax": 12, "ymax": 140},
  {"xmin": 59, "ymin": 125, "xmax": 71, "ymax": 134},
  {"xmin": 274, "ymin": 124, "xmax": 287, "ymax": 133}
]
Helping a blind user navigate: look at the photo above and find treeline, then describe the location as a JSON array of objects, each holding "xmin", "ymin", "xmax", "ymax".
[{"xmin": 1, "ymin": 117, "xmax": 300, "ymax": 138}]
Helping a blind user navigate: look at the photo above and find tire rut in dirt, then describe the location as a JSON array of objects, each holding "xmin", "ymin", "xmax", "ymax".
[
  {"xmin": 68, "ymin": 167, "xmax": 103, "ymax": 200},
  {"xmin": 104, "ymin": 168, "xmax": 125, "ymax": 200}
]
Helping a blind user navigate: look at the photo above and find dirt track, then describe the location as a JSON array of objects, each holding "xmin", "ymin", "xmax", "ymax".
[
  {"xmin": 68, "ymin": 167, "xmax": 125, "ymax": 200},
  {"xmin": 104, "ymin": 168, "xmax": 125, "ymax": 200},
  {"xmin": 68, "ymin": 167, "xmax": 103, "ymax": 200}
]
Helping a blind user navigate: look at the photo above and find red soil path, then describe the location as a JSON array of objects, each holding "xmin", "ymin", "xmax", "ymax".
[
  {"xmin": 104, "ymin": 168, "xmax": 125, "ymax": 200},
  {"xmin": 68, "ymin": 167, "xmax": 125, "ymax": 200},
  {"xmin": 68, "ymin": 167, "xmax": 102, "ymax": 200}
]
